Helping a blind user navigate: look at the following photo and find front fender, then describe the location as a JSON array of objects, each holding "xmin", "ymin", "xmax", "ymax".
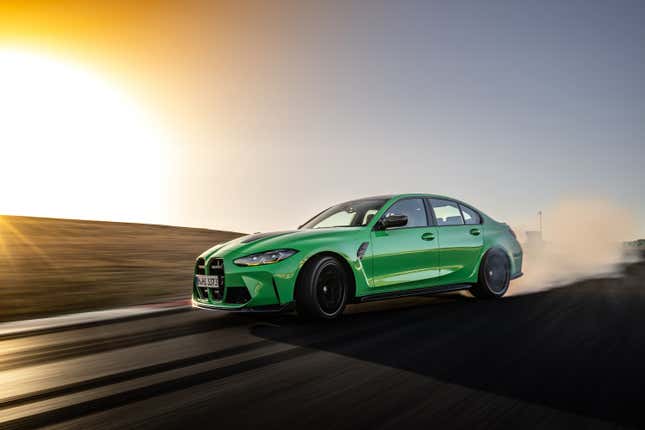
[
  {"xmin": 277, "ymin": 237, "xmax": 371, "ymax": 303},
  {"xmin": 198, "ymin": 230, "xmax": 372, "ymax": 308}
]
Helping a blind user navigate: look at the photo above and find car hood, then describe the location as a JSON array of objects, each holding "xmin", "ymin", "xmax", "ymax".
[{"xmin": 199, "ymin": 227, "xmax": 363, "ymax": 260}]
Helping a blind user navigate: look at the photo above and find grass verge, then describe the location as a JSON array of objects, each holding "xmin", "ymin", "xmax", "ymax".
[{"xmin": 0, "ymin": 215, "xmax": 244, "ymax": 322}]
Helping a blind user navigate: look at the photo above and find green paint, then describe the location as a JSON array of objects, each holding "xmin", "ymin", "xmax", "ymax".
[{"xmin": 192, "ymin": 194, "xmax": 523, "ymax": 311}]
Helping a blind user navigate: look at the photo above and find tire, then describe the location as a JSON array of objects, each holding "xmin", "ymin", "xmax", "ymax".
[
  {"xmin": 471, "ymin": 248, "xmax": 511, "ymax": 299},
  {"xmin": 295, "ymin": 255, "xmax": 349, "ymax": 319}
]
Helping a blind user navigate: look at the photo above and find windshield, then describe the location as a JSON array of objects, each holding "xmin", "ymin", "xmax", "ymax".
[{"xmin": 300, "ymin": 199, "xmax": 388, "ymax": 229}]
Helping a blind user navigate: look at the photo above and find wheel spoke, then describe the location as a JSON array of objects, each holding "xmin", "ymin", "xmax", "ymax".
[
  {"xmin": 486, "ymin": 254, "xmax": 509, "ymax": 293},
  {"xmin": 316, "ymin": 265, "xmax": 344, "ymax": 314}
]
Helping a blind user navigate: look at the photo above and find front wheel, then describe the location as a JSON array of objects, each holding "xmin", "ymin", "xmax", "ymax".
[
  {"xmin": 471, "ymin": 248, "xmax": 510, "ymax": 298},
  {"xmin": 295, "ymin": 255, "xmax": 348, "ymax": 319}
]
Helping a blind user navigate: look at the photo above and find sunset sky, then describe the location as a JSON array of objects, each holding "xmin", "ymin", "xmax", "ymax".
[{"xmin": 0, "ymin": 1, "xmax": 644, "ymax": 236}]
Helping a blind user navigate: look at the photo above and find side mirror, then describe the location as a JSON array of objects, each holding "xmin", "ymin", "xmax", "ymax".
[{"xmin": 379, "ymin": 214, "xmax": 408, "ymax": 229}]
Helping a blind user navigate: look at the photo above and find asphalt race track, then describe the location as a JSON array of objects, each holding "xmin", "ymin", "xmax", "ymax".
[{"xmin": 2, "ymin": 259, "xmax": 645, "ymax": 430}]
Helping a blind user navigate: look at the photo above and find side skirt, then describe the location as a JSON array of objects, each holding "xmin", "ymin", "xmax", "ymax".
[{"xmin": 357, "ymin": 283, "xmax": 471, "ymax": 303}]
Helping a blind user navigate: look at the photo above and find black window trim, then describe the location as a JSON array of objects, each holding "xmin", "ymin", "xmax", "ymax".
[
  {"xmin": 423, "ymin": 198, "xmax": 437, "ymax": 226},
  {"xmin": 373, "ymin": 197, "xmax": 430, "ymax": 230},
  {"xmin": 458, "ymin": 203, "xmax": 483, "ymax": 226}
]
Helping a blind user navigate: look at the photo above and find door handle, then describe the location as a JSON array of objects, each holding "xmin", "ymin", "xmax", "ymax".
[
  {"xmin": 469, "ymin": 228, "xmax": 481, "ymax": 236},
  {"xmin": 421, "ymin": 232, "xmax": 435, "ymax": 241}
]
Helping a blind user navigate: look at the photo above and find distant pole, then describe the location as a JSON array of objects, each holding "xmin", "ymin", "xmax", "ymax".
[{"xmin": 538, "ymin": 211, "xmax": 543, "ymax": 237}]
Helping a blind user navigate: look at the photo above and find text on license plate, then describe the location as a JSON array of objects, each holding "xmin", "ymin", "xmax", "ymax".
[{"xmin": 195, "ymin": 275, "xmax": 219, "ymax": 288}]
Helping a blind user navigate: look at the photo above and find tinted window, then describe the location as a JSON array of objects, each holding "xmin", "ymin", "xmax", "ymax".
[
  {"xmin": 460, "ymin": 205, "xmax": 481, "ymax": 225},
  {"xmin": 430, "ymin": 199, "xmax": 464, "ymax": 226},
  {"xmin": 383, "ymin": 198, "xmax": 428, "ymax": 228}
]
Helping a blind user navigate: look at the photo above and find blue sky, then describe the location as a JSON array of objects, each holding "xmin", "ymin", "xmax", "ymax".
[
  {"xmin": 183, "ymin": 0, "xmax": 644, "ymax": 234},
  {"xmin": 1, "ymin": 1, "xmax": 643, "ymax": 235}
]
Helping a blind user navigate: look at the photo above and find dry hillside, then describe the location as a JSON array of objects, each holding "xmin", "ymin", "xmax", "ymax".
[{"xmin": 0, "ymin": 215, "xmax": 244, "ymax": 322}]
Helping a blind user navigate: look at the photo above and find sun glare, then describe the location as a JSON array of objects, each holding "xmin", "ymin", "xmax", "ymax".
[{"xmin": 0, "ymin": 49, "xmax": 167, "ymax": 224}]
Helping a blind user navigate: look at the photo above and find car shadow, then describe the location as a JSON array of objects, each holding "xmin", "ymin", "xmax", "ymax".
[{"xmin": 251, "ymin": 269, "xmax": 645, "ymax": 428}]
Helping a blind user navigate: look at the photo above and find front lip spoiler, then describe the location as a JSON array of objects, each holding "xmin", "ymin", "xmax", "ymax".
[{"xmin": 192, "ymin": 300, "xmax": 295, "ymax": 313}]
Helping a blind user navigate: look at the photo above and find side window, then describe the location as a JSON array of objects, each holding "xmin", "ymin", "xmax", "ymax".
[
  {"xmin": 430, "ymin": 199, "xmax": 464, "ymax": 226},
  {"xmin": 383, "ymin": 198, "xmax": 428, "ymax": 228},
  {"xmin": 460, "ymin": 205, "xmax": 481, "ymax": 225}
]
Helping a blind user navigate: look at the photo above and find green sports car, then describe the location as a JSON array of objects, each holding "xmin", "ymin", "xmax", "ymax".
[{"xmin": 192, "ymin": 194, "xmax": 523, "ymax": 319}]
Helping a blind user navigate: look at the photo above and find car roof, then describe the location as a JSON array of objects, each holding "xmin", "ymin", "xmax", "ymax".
[
  {"xmin": 337, "ymin": 194, "xmax": 472, "ymax": 209},
  {"xmin": 347, "ymin": 193, "xmax": 459, "ymax": 202},
  {"xmin": 330, "ymin": 193, "xmax": 493, "ymax": 223},
  {"xmin": 390, "ymin": 193, "xmax": 457, "ymax": 201}
]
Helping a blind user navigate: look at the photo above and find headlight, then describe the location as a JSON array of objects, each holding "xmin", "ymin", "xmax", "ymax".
[{"xmin": 233, "ymin": 249, "xmax": 298, "ymax": 266}]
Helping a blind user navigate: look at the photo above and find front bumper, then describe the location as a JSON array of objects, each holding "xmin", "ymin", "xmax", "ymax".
[{"xmin": 192, "ymin": 254, "xmax": 302, "ymax": 310}]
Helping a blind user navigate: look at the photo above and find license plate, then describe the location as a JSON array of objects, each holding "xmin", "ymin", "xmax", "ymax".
[{"xmin": 195, "ymin": 275, "xmax": 220, "ymax": 288}]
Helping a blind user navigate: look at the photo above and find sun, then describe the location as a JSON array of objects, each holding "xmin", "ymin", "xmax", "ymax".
[{"xmin": 0, "ymin": 49, "xmax": 168, "ymax": 224}]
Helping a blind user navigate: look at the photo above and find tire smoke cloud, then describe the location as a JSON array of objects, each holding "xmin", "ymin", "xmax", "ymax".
[{"xmin": 509, "ymin": 198, "xmax": 637, "ymax": 295}]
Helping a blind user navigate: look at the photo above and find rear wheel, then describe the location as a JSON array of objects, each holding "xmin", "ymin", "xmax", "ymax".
[
  {"xmin": 295, "ymin": 255, "xmax": 348, "ymax": 319},
  {"xmin": 471, "ymin": 248, "xmax": 510, "ymax": 298}
]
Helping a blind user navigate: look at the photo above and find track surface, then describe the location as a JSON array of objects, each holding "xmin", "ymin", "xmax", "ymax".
[{"xmin": 2, "ymin": 260, "xmax": 645, "ymax": 430}]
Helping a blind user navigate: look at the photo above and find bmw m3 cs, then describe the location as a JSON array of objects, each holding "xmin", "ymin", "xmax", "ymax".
[{"xmin": 192, "ymin": 194, "xmax": 523, "ymax": 319}]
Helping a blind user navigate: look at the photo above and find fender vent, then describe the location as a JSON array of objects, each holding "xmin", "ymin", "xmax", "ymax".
[{"xmin": 357, "ymin": 242, "xmax": 369, "ymax": 259}]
